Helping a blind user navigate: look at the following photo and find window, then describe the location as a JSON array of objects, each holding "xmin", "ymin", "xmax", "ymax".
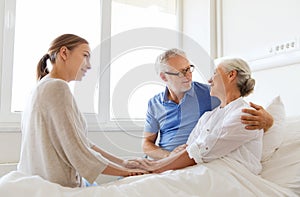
[
  {"xmin": 11, "ymin": 0, "xmax": 101, "ymax": 113},
  {"xmin": 110, "ymin": 0, "xmax": 179, "ymax": 121},
  {"xmin": 1, "ymin": 0, "xmax": 208, "ymax": 131},
  {"xmin": 0, "ymin": 0, "xmax": 101, "ymax": 128},
  {"xmin": 108, "ymin": 0, "xmax": 209, "ymax": 123}
]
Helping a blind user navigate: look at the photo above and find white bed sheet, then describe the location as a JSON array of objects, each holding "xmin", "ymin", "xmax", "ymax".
[
  {"xmin": 0, "ymin": 126, "xmax": 299, "ymax": 197},
  {"xmin": 0, "ymin": 153, "xmax": 298, "ymax": 197}
]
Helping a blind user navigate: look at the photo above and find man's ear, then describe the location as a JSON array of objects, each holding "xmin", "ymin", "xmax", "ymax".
[{"xmin": 160, "ymin": 72, "xmax": 168, "ymax": 82}]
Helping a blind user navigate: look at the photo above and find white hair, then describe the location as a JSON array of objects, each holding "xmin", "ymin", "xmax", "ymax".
[
  {"xmin": 155, "ymin": 48, "xmax": 187, "ymax": 74},
  {"xmin": 220, "ymin": 58, "xmax": 255, "ymax": 97}
]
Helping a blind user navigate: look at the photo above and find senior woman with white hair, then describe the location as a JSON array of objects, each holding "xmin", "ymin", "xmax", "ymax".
[{"xmin": 146, "ymin": 58, "xmax": 263, "ymax": 175}]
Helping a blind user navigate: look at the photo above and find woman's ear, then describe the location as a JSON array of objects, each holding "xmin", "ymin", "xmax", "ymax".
[
  {"xmin": 228, "ymin": 70, "xmax": 238, "ymax": 81},
  {"xmin": 160, "ymin": 72, "xmax": 168, "ymax": 82},
  {"xmin": 59, "ymin": 46, "xmax": 68, "ymax": 61}
]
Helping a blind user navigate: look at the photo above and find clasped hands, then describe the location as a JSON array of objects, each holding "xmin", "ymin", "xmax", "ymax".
[
  {"xmin": 122, "ymin": 157, "xmax": 157, "ymax": 176},
  {"xmin": 123, "ymin": 144, "xmax": 188, "ymax": 176}
]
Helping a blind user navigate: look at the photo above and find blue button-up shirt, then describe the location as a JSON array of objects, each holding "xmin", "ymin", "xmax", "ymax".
[{"xmin": 144, "ymin": 82, "xmax": 220, "ymax": 151}]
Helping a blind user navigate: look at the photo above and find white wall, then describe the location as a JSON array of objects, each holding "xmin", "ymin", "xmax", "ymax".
[
  {"xmin": 247, "ymin": 63, "xmax": 300, "ymax": 117},
  {"xmin": 220, "ymin": 0, "xmax": 300, "ymax": 60},
  {"xmin": 182, "ymin": 0, "xmax": 212, "ymax": 55},
  {"xmin": 181, "ymin": 0, "xmax": 300, "ymax": 118},
  {"xmin": 218, "ymin": 0, "xmax": 300, "ymax": 118}
]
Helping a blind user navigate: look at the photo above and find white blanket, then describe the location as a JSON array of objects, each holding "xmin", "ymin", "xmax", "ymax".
[{"xmin": 0, "ymin": 157, "xmax": 297, "ymax": 197}]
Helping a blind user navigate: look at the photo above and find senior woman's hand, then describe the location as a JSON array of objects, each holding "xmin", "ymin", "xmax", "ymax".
[
  {"xmin": 241, "ymin": 102, "xmax": 274, "ymax": 132},
  {"xmin": 169, "ymin": 144, "xmax": 188, "ymax": 157}
]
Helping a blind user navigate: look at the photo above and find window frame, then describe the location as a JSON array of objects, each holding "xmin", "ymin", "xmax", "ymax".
[
  {"xmin": 0, "ymin": 0, "xmax": 20, "ymax": 132},
  {"xmin": 0, "ymin": 0, "xmax": 182, "ymax": 132}
]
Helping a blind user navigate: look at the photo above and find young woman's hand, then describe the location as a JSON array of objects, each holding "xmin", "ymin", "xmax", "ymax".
[{"xmin": 126, "ymin": 168, "xmax": 149, "ymax": 176}]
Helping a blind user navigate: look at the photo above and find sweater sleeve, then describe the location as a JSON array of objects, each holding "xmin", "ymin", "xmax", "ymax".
[{"xmin": 41, "ymin": 80, "xmax": 108, "ymax": 183}]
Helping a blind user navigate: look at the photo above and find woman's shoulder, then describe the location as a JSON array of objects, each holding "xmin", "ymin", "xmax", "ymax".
[
  {"xmin": 39, "ymin": 77, "xmax": 69, "ymax": 89},
  {"xmin": 224, "ymin": 98, "xmax": 250, "ymax": 120},
  {"xmin": 37, "ymin": 77, "xmax": 72, "ymax": 100}
]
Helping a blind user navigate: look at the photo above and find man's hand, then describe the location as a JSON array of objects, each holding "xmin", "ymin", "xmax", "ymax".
[
  {"xmin": 241, "ymin": 102, "xmax": 274, "ymax": 132},
  {"xmin": 142, "ymin": 131, "xmax": 171, "ymax": 159}
]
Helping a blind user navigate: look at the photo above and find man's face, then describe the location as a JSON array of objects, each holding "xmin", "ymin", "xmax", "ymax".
[{"xmin": 164, "ymin": 55, "xmax": 193, "ymax": 93}]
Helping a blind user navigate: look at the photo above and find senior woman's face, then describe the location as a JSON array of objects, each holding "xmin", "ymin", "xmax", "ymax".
[{"xmin": 209, "ymin": 64, "xmax": 228, "ymax": 99}]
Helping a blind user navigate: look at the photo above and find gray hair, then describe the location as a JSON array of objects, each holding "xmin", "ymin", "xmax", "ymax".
[
  {"xmin": 155, "ymin": 48, "xmax": 187, "ymax": 73},
  {"xmin": 221, "ymin": 58, "xmax": 255, "ymax": 97}
]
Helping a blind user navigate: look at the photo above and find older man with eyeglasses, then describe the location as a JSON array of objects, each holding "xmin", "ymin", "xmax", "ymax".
[{"xmin": 142, "ymin": 48, "xmax": 274, "ymax": 160}]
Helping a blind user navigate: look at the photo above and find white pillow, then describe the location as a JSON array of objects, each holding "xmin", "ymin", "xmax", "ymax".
[{"xmin": 261, "ymin": 96, "xmax": 286, "ymax": 162}]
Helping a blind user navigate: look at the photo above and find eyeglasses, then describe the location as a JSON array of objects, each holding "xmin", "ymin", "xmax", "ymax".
[{"xmin": 164, "ymin": 65, "xmax": 195, "ymax": 78}]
